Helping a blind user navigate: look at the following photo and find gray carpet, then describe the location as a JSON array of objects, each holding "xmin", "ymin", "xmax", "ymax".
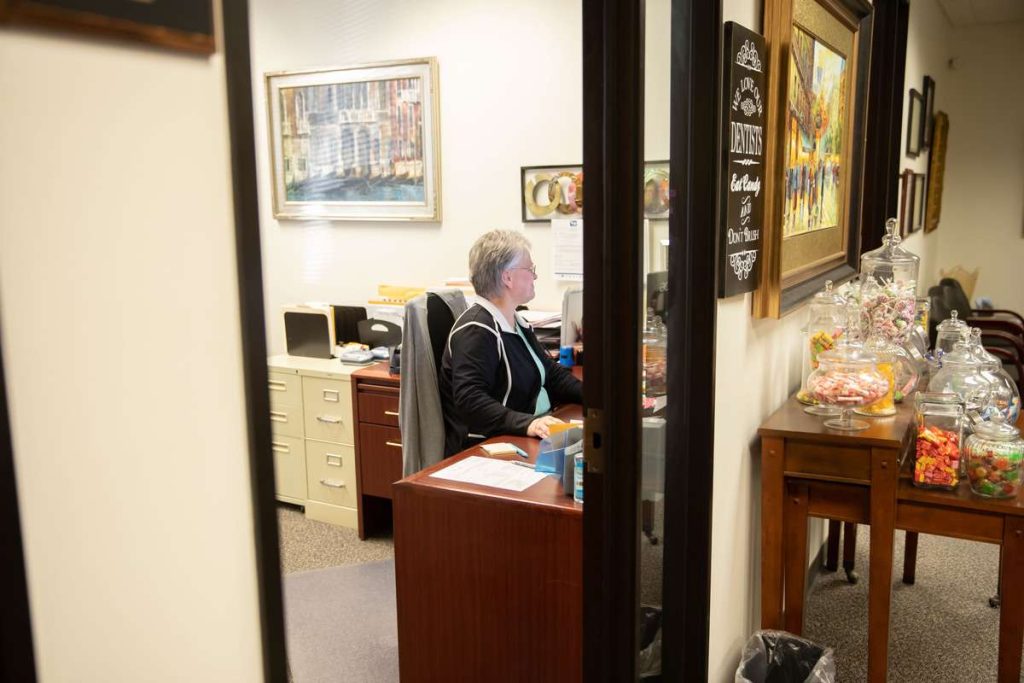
[
  {"xmin": 277, "ymin": 505, "xmax": 394, "ymax": 575},
  {"xmin": 804, "ymin": 530, "xmax": 1023, "ymax": 682},
  {"xmin": 283, "ymin": 559, "xmax": 399, "ymax": 683}
]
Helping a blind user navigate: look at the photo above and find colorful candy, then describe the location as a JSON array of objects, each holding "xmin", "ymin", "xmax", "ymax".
[
  {"xmin": 913, "ymin": 425, "xmax": 960, "ymax": 489},
  {"xmin": 808, "ymin": 370, "xmax": 889, "ymax": 406},
  {"xmin": 966, "ymin": 442, "xmax": 1023, "ymax": 499}
]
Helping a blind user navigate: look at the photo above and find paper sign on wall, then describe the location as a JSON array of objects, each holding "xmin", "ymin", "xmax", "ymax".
[{"xmin": 552, "ymin": 219, "xmax": 583, "ymax": 281}]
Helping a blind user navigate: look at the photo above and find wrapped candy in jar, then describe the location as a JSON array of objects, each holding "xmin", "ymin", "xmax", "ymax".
[
  {"xmin": 859, "ymin": 218, "xmax": 920, "ymax": 344},
  {"xmin": 806, "ymin": 345, "xmax": 889, "ymax": 432},
  {"xmin": 965, "ymin": 416, "xmax": 1024, "ymax": 499},
  {"xmin": 912, "ymin": 393, "xmax": 963, "ymax": 490},
  {"xmin": 797, "ymin": 280, "xmax": 847, "ymax": 411}
]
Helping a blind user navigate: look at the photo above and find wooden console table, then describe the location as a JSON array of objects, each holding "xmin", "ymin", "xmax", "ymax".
[
  {"xmin": 760, "ymin": 398, "xmax": 1024, "ymax": 682},
  {"xmin": 758, "ymin": 398, "xmax": 914, "ymax": 682}
]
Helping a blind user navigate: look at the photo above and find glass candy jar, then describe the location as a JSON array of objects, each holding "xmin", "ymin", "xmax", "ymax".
[
  {"xmin": 913, "ymin": 393, "xmax": 964, "ymax": 490},
  {"xmin": 859, "ymin": 218, "xmax": 920, "ymax": 344},
  {"xmin": 965, "ymin": 417, "xmax": 1024, "ymax": 499},
  {"xmin": 966, "ymin": 327, "xmax": 1021, "ymax": 423},
  {"xmin": 806, "ymin": 345, "xmax": 889, "ymax": 432},
  {"xmin": 935, "ymin": 310, "xmax": 969, "ymax": 359},
  {"xmin": 860, "ymin": 218, "xmax": 921, "ymax": 286},
  {"xmin": 928, "ymin": 341, "xmax": 993, "ymax": 421},
  {"xmin": 642, "ymin": 309, "xmax": 667, "ymax": 398},
  {"xmin": 797, "ymin": 280, "xmax": 847, "ymax": 414}
]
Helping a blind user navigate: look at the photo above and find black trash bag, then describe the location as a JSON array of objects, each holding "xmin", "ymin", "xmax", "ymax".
[{"xmin": 735, "ymin": 630, "xmax": 835, "ymax": 683}]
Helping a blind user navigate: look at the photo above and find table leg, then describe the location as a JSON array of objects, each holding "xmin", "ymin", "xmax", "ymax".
[
  {"xmin": 902, "ymin": 531, "xmax": 919, "ymax": 585},
  {"xmin": 784, "ymin": 481, "xmax": 809, "ymax": 636},
  {"xmin": 761, "ymin": 437, "xmax": 785, "ymax": 630},
  {"xmin": 843, "ymin": 522, "xmax": 859, "ymax": 584},
  {"xmin": 826, "ymin": 520, "xmax": 840, "ymax": 571},
  {"xmin": 997, "ymin": 516, "xmax": 1024, "ymax": 683},
  {"xmin": 868, "ymin": 447, "xmax": 898, "ymax": 683}
]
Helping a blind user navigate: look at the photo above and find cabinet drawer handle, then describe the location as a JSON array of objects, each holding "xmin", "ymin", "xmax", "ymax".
[
  {"xmin": 326, "ymin": 453, "xmax": 343, "ymax": 467},
  {"xmin": 385, "ymin": 441, "xmax": 403, "ymax": 448},
  {"xmin": 268, "ymin": 380, "xmax": 287, "ymax": 391},
  {"xmin": 320, "ymin": 478, "xmax": 346, "ymax": 489},
  {"xmin": 316, "ymin": 415, "xmax": 342, "ymax": 424},
  {"xmin": 270, "ymin": 411, "xmax": 288, "ymax": 422},
  {"xmin": 322, "ymin": 389, "xmax": 340, "ymax": 402},
  {"xmin": 384, "ymin": 410, "xmax": 399, "ymax": 417},
  {"xmin": 271, "ymin": 441, "xmax": 290, "ymax": 453}
]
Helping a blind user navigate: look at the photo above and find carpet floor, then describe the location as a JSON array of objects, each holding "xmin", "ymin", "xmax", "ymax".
[
  {"xmin": 804, "ymin": 529, "xmax": 1022, "ymax": 682},
  {"xmin": 277, "ymin": 505, "xmax": 393, "ymax": 575},
  {"xmin": 283, "ymin": 560, "xmax": 398, "ymax": 683}
]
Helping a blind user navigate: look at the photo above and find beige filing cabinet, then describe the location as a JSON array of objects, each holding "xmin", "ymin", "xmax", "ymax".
[{"xmin": 267, "ymin": 354, "xmax": 360, "ymax": 529}]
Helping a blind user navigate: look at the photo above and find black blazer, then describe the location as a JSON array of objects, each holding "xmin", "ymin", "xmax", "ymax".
[{"xmin": 439, "ymin": 303, "xmax": 583, "ymax": 457}]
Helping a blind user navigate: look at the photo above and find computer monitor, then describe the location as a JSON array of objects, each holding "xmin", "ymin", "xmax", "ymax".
[
  {"xmin": 646, "ymin": 271, "xmax": 668, "ymax": 323},
  {"xmin": 560, "ymin": 287, "xmax": 583, "ymax": 348}
]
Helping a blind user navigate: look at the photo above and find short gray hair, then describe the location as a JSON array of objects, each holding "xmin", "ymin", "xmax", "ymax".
[{"xmin": 468, "ymin": 229, "xmax": 532, "ymax": 299}]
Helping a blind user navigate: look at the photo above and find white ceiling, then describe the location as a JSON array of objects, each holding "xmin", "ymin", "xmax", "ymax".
[{"xmin": 937, "ymin": 0, "xmax": 1024, "ymax": 27}]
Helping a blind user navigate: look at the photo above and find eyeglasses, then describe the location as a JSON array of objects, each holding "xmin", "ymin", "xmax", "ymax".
[{"xmin": 507, "ymin": 264, "xmax": 537, "ymax": 276}]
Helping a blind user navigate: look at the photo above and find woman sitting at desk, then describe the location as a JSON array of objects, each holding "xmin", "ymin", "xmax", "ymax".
[{"xmin": 440, "ymin": 229, "xmax": 583, "ymax": 457}]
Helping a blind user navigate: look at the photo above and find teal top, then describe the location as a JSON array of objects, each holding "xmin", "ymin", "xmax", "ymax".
[{"xmin": 516, "ymin": 324, "xmax": 551, "ymax": 416}]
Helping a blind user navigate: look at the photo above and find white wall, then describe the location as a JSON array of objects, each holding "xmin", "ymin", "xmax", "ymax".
[
  {"xmin": 250, "ymin": 0, "xmax": 593, "ymax": 354},
  {"xmin": 934, "ymin": 21, "xmax": 1024, "ymax": 311},
  {"xmin": 899, "ymin": 0, "xmax": 953, "ymax": 290},
  {"xmin": 0, "ymin": 27, "xmax": 264, "ymax": 683}
]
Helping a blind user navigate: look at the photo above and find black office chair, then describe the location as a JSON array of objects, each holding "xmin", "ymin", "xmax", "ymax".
[{"xmin": 426, "ymin": 292, "xmax": 458, "ymax": 386}]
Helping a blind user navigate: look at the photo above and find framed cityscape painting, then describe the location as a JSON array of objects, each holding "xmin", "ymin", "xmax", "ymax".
[
  {"xmin": 265, "ymin": 58, "xmax": 442, "ymax": 221},
  {"xmin": 753, "ymin": 0, "xmax": 872, "ymax": 318}
]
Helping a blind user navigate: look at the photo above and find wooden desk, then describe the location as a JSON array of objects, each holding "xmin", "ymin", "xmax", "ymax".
[
  {"xmin": 351, "ymin": 362, "xmax": 401, "ymax": 539},
  {"xmin": 393, "ymin": 405, "xmax": 583, "ymax": 682},
  {"xmin": 758, "ymin": 398, "xmax": 915, "ymax": 682}
]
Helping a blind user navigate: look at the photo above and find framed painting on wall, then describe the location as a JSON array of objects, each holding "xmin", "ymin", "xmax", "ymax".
[
  {"xmin": 906, "ymin": 89, "xmax": 924, "ymax": 158},
  {"xmin": 520, "ymin": 161, "xmax": 668, "ymax": 223},
  {"xmin": 911, "ymin": 173, "xmax": 926, "ymax": 233},
  {"xmin": 925, "ymin": 111, "xmax": 948, "ymax": 233},
  {"xmin": 265, "ymin": 58, "xmax": 442, "ymax": 221},
  {"xmin": 899, "ymin": 169, "xmax": 914, "ymax": 238},
  {"xmin": 521, "ymin": 165, "xmax": 583, "ymax": 222},
  {"xmin": 922, "ymin": 75, "xmax": 936, "ymax": 149},
  {"xmin": 753, "ymin": 0, "xmax": 873, "ymax": 318},
  {"xmin": 0, "ymin": 0, "xmax": 214, "ymax": 53}
]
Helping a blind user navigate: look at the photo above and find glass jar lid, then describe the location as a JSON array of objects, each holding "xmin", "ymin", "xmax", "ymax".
[
  {"xmin": 966, "ymin": 328, "xmax": 1001, "ymax": 368},
  {"xmin": 860, "ymin": 218, "xmax": 921, "ymax": 277},
  {"xmin": 938, "ymin": 341, "xmax": 980, "ymax": 369},
  {"xmin": 816, "ymin": 343, "xmax": 879, "ymax": 368},
  {"xmin": 936, "ymin": 310, "xmax": 967, "ymax": 335},
  {"xmin": 972, "ymin": 415, "xmax": 1021, "ymax": 441}
]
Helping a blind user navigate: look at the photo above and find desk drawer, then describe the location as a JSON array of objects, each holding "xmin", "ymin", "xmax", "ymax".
[
  {"xmin": 305, "ymin": 441, "xmax": 357, "ymax": 508},
  {"xmin": 784, "ymin": 442, "xmax": 871, "ymax": 483},
  {"xmin": 270, "ymin": 434, "xmax": 307, "ymax": 501},
  {"xmin": 268, "ymin": 402, "xmax": 303, "ymax": 439},
  {"xmin": 303, "ymin": 377, "xmax": 353, "ymax": 444},
  {"xmin": 357, "ymin": 386, "xmax": 400, "ymax": 427},
  {"xmin": 358, "ymin": 424, "xmax": 404, "ymax": 499},
  {"xmin": 268, "ymin": 371, "xmax": 301, "ymax": 409}
]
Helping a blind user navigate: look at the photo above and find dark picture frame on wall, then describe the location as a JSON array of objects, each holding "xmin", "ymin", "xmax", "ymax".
[
  {"xmin": 0, "ymin": 0, "xmax": 215, "ymax": 53},
  {"xmin": 911, "ymin": 172, "xmax": 926, "ymax": 233},
  {"xmin": 906, "ymin": 89, "xmax": 924, "ymax": 158},
  {"xmin": 899, "ymin": 169, "xmax": 914, "ymax": 237},
  {"xmin": 922, "ymin": 75, "xmax": 936, "ymax": 149},
  {"xmin": 753, "ymin": 0, "xmax": 873, "ymax": 318}
]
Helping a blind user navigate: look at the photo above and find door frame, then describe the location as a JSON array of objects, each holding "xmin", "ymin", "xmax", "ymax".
[
  {"xmin": 581, "ymin": 0, "xmax": 722, "ymax": 678},
  {"xmin": 0, "ymin": 333, "xmax": 38, "ymax": 682}
]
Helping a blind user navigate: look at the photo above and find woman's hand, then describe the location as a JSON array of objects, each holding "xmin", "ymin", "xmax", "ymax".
[{"xmin": 527, "ymin": 415, "xmax": 564, "ymax": 439}]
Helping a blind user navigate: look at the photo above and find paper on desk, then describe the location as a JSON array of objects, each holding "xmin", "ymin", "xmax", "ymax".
[{"xmin": 430, "ymin": 455, "xmax": 548, "ymax": 492}]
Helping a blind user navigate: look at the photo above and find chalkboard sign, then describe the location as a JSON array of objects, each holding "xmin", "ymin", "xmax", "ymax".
[{"xmin": 718, "ymin": 22, "xmax": 767, "ymax": 299}]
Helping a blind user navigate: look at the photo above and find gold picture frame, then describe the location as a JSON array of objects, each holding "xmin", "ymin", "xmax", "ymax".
[
  {"xmin": 924, "ymin": 112, "xmax": 948, "ymax": 233},
  {"xmin": 265, "ymin": 58, "xmax": 442, "ymax": 222},
  {"xmin": 753, "ymin": 0, "xmax": 872, "ymax": 318}
]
